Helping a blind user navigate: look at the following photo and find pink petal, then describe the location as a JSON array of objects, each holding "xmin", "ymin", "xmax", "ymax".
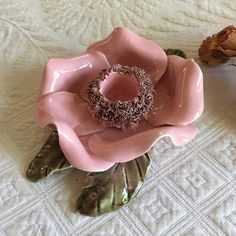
[
  {"xmin": 148, "ymin": 56, "xmax": 204, "ymax": 126},
  {"xmin": 37, "ymin": 91, "xmax": 104, "ymax": 136},
  {"xmin": 88, "ymin": 27, "xmax": 167, "ymax": 84},
  {"xmin": 39, "ymin": 51, "xmax": 110, "ymax": 100},
  {"xmin": 55, "ymin": 122, "xmax": 115, "ymax": 171},
  {"xmin": 88, "ymin": 122, "xmax": 197, "ymax": 163}
]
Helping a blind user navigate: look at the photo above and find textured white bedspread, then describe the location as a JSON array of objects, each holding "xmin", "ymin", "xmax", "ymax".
[{"xmin": 0, "ymin": 0, "xmax": 236, "ymax": 235}]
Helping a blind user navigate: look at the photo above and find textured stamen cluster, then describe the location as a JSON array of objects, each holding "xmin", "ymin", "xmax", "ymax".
[{"xmin": 87, "ymin": 64, "xmax": 154, "ymax": 129}]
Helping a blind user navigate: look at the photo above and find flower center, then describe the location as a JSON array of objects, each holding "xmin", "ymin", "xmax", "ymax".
[
  {"xmin": 100, "ymin": 72, "xmax": 139, "ymax": 102},
  {"xmin": 87, "ymin": 64, "xmax": 154, "ymax": 129}
]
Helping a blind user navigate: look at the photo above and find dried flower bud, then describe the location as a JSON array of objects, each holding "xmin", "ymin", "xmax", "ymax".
[{"xmin": 199, "ymin": 25, "xmax": 236, "ymax": 66}]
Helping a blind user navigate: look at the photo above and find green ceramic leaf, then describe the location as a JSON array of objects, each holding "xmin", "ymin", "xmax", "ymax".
[
  {"xmin": 26, "ymin": 130, "xmax": 73, "ymax": 182},
  {"xmin": 76, "ymin": 153, "xmax": 151, "ymax": 216},
  {"xmin": 165, "ymin": 48, "xmax": 187, "ymax": 58}
]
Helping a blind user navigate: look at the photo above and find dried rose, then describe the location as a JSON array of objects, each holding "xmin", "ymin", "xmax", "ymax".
[{"xmin": 199, "ymin": 25, "xmax": 236, "ymax": 66}]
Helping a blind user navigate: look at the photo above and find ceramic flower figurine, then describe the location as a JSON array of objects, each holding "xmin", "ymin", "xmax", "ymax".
[
  {"xmin": 27, "ymin": 27, "xmax": 204, "ymax": 216},
  {"xmin": 36, "ymin": 27, "xmax": 204, "ymax": 172},
  {"xmin": 199, "ymin": 25, "xmax": 236, "ymax": 66}
]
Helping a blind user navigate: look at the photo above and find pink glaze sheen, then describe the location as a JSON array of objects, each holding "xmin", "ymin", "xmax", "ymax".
[
  {"xmin": 147, "ymin": 56, "xmax": 204, "ymax": 126},
  {"xmin": 37, "ymin": 27, "xmax": 204, "ymax": 172},
  {"xmin": 88, "ymin": 122, "xmax": 197, "ymax": 163},
  {"xmin": 56, "ymin": 121, "xmax": 114, "ymax": 171},
  {"xmin": 39, "ymin": 51, "xmax": 110, "ymax": 101},
  {"xmin": 37, "ymin": 91, "xmax": 104, "ymax": 136},
  {"xmin": 88, "ymin": 27, "xmax": 168, "ymax": 84}
]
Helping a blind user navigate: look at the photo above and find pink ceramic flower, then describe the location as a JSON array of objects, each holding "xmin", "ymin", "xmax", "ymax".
[{"xmin": 37, "ymin": 27, "xmax": 204, "ymax": 172}]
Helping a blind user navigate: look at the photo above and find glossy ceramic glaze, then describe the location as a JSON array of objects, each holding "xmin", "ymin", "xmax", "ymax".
[{"xmin": 37, "ymin": 27, "xmax": 204, "ymax": 172}]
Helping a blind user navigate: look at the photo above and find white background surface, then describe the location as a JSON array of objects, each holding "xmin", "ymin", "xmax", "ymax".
[{"xmin": 0, "ymin": 0, "xmax": 236, "ymax": 235}]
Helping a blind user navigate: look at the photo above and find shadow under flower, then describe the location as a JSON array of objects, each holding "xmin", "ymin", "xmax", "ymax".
[{"xmin": 198, "ymin": 59, "xmax": 236, "ymax": 130}]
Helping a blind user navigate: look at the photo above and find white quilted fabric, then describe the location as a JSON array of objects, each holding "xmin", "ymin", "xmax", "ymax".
[{"xmin": 0, "ymin": 0, "xmax": 236, "ymax": 235}]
